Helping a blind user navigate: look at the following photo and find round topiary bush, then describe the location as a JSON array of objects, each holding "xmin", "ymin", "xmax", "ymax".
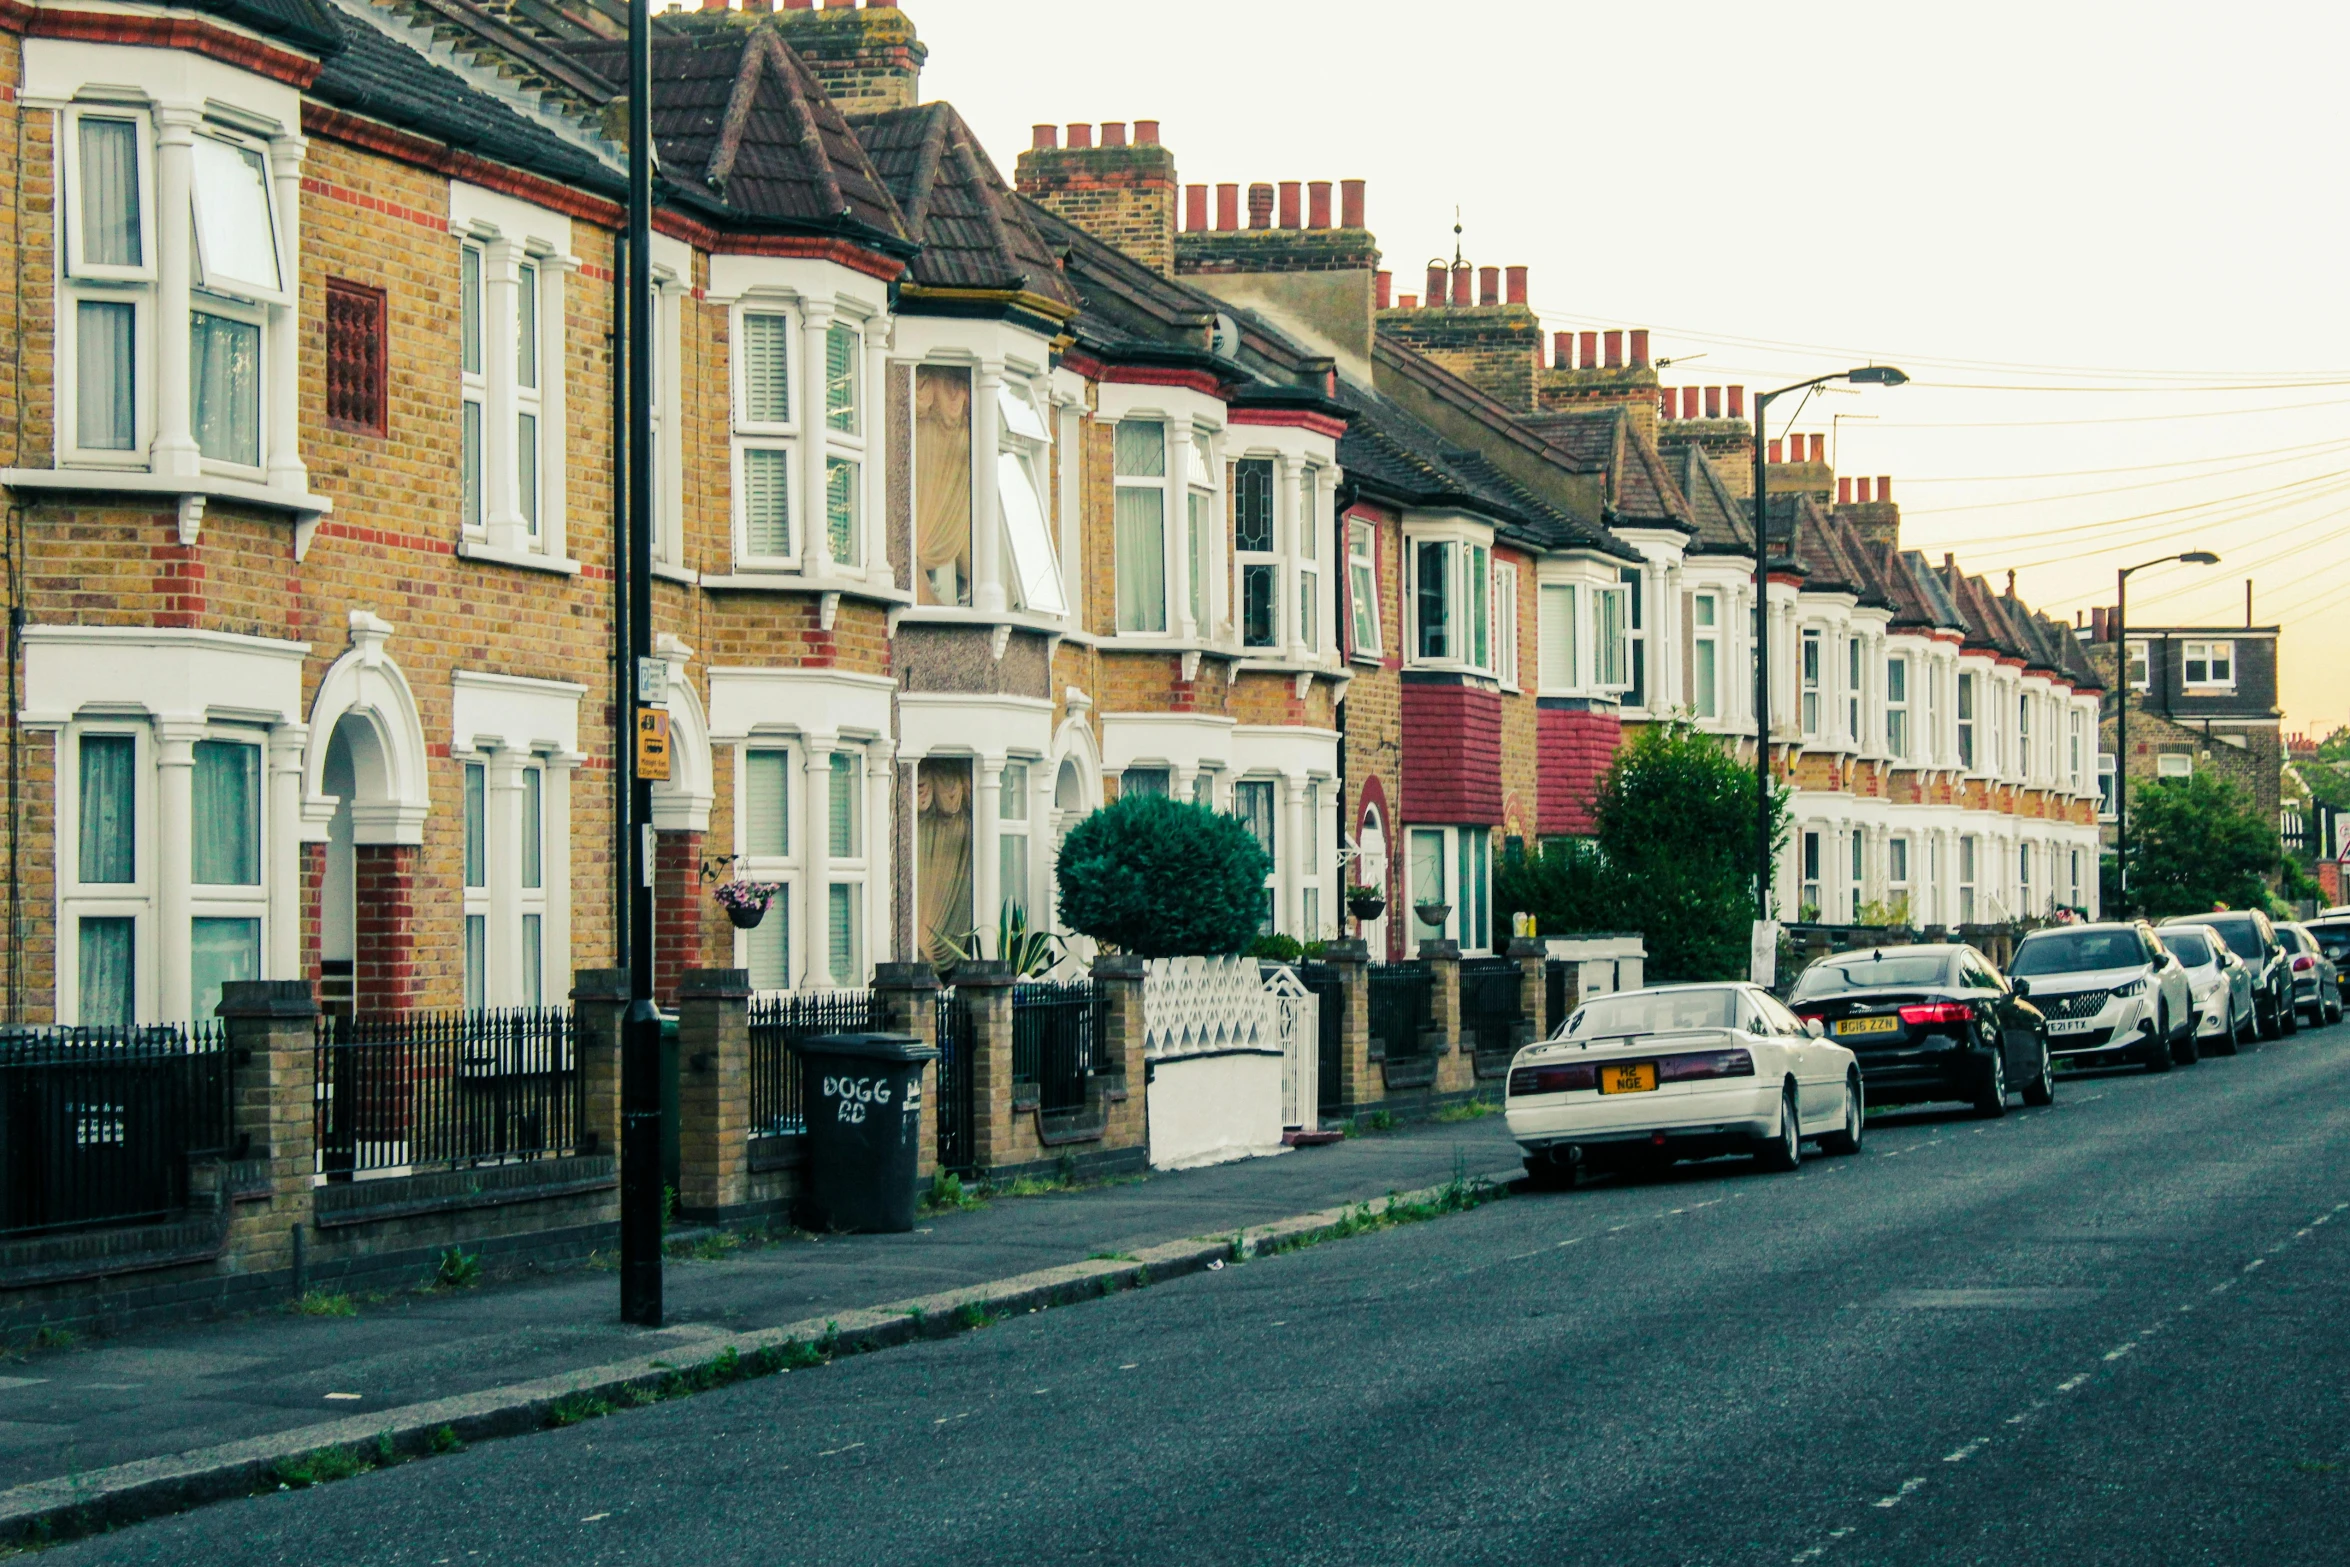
[{"xmin": 1054, "ymin": 791, "xmax": 1271, "ymax": 957}]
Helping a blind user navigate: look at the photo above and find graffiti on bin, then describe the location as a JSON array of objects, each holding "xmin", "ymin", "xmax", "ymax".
[{"xmin": 821, "ymin": 1073, "xmax": 917, "ymax": 1123}]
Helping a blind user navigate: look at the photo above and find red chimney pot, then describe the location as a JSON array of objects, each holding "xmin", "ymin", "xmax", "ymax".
[
  {"xmin": 1399, "ymin": 294, "xmax": 1419, "ymax": 310},
  {"xmin": 1839, "ymin": 477, "xmax": 1852, "ymax": 504},
  {"xmin": 1478, "ymin": 266, "xmax": 1500, "ymax": 305},
  {"xmin": 1277, "ymin": 181, "xmax": 1302, "ymax": 229},
  {"xmin": 1339, "ymin": 180, "xmax": 1366, "ymax": 229},
  {"xmin": 1629, "ymin": 328, "xmax": 1649, "ymax": 368},
  {"xmin": 1682, "ymin": 387, "xmax": 1700, "ymax": 420},
  {"xmin": 1877, "ymin": 475, "xmax": 1892, "ymax": 500},
  {"xmin": 1100, "ymin": 122, "xmax": 1127, "ymax": 148},
  {"xmin": 1856, "ymin": 477, "xmax": 1871, "ymax": 503},
  {"xmin": 1134, "ymin": 119, "xmax": 1161, "ymax": 145},
  {"xmin": 1426, "ymin": 264, "xmax": 1448, "ymax": 306},
  {"xmin": 1183, "ymin": 184, "xmax": 1208, "ymax": 232},
  {"xmin": 1447, "ymin": 263, "xmax": 1469, "ymax": 307},
  {"xmin": 1603, "ymin": 330, "xmax": 1623, "ymax": 369},
  {"xmin": 1375, "ymin": 270, "xmax": 1392, "ymax": 309},
  {"xmin": 1031, "ymin": 124, "xmax": 1058, "ymax": 151},
  {"xmin": 1579, "ymin": 331, "xmax": 1598, "ymax": 370},
  {"xmin": 1728, "ymin": 385, "xmax": 1745, "ymax": 419},
  {"xmin": 1808, "ymin": 433, "xmax": 1824, "ymax": 463},
  {"xmin": 1066, "ymin": 123, "xmax": 1093, "ymax": 150},
  {"xmin": 1308, "ymin": 181, "xmax": 1332, "ymax": 229},
  {"xmin": 1505, "ymin": 265, "xmax": 1528, "ymax": 305},
  {"xmin": 1704, "ymin": 386, "xmax": 1721, "ymax": 420},
  {"xmin": 1769, "ymin": 438, "xmax": 1784, "ymax": 463},
  {"xmin": 1554, "ymin": 331, "xmax": 1573, "ymax": 369},
  {"xmin": 1215, "ymin": 183, "xmax": 1239, "ymax": 232},
  {"xmin": 1247, "ymin": 183, "xmax": 1275, "ymax": 230}
]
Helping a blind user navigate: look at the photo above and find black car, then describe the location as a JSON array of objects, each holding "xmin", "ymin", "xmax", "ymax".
[
  {"xmin": 2302, "ymin": 917, "xmax": 2350, "ymax": 1010},
  {"xmin": 1788, "ymin": 943, "xmax": 2052, "ymax": 1117},
  {"xmin": 2158, "ymin": 910, "xmax": 2295, "ymax": 1039}
]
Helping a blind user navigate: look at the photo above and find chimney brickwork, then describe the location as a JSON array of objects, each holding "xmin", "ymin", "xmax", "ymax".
[
  {"xmin": 775, "ymin": 0, "xmax": 925, "ymax": 113},
  {"xmin": 1372, "ymin": 256, "xmax": 1543, "ymax": 411},
  {"xmin": 1538, "ymin": 321, "xmax": 1661, "ymax": 438},
  {"xmin": 1657, "ymin": 383, "xmax": 1756, "ymax": 496},
  {"xmin": 1016, "ymin": 122, "xmax": 1180, "ymax": 278}
]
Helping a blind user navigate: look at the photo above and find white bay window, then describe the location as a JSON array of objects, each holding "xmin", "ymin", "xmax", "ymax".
[{"xmin": 729, "ymin": 295, "xmax": 873, "ymax": 580}]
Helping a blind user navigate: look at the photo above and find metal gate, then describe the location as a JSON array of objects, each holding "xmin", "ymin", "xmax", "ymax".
[
  {"xmin": 1460, "ymin": 956, "xmax": 1525, "ymax": 1077},
  {"xmin": 933, "ymin": 989, "xmax": 975, "ymax": 1175},
  {"xmin": 1299, "ymin": 961, "xmax": 1346, "ymax": 1111}
]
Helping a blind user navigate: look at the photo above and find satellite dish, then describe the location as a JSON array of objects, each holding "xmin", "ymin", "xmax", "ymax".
[{"xmin": 1210, "ymin": 312, "xmax": 1241, "ymax": 359}]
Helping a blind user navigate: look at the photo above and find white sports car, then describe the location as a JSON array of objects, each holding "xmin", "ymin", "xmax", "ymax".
[{"xmin": 1507, "ymin": 982, "xmax": 1864, "ymax": 1186}]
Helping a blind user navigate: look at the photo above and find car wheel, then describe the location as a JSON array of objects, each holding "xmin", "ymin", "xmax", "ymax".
[
  {"xmin": 1756, "ymin": 1083, "xmax": 1801, "ymax": 1172},
  {"xmin": 1521, "ymin": 1154, "xmax": 1576, "ymax": 1192},
  {"xmin": 1975, "ymin": 1041, "xmax": 2010, "ymax": 1115},
  {"xmin": 1819, "ymin": 1073, "xmax": 1864, "ymax": 1155},
  {"xmin": 2144, "ymin": 1005, "xmax": 2175, "ymax": 1073},
  {"xmin": 2173, "ymin": 1013, "xmax": 2201, "ymax": 1066},
  {"xmin": 2217, "ymin": 999, "xmax": 2244, "ymax": 1056},
  {"xmin": 2283, "ymin": 990, "xmax": 2301, "ymax": 1035},
  {"xmin": 2328, "ymin": 990, "xmax": 2344, "ymax": 1025},
  {"xmin": 2022, "ymin": 1034, "xmax": 2056, "ymax": 1106}
]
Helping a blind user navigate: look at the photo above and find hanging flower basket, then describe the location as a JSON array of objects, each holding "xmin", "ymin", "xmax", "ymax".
[
  {"xmin": 1413, "ymin": 901, "xmax": 1452, "ymax": 930},
  {"xmin": 1346, "ymin": 889, "xmax": 1387, "ymax": 923},
  {"xmin": 714, "ymin": 880, "xmax": 781, "ymax": 930}
]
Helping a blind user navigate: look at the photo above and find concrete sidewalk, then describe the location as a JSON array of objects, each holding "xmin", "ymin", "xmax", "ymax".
[{"xmin": 0, "ymin": 1116, "xmax": 1516, "ymax": 1495}]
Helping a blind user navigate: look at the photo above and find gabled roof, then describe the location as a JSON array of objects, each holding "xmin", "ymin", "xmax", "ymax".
[
  {"xmin": 558, "ymin": 19, "xmax": 909, "ymax": 244},
  {"xmin": 1654, "ymin": 438, "xmax": 1753, "ymax": 556},
  {"xmin": 1371, "ymin": 339, "xmax": 1601, "ymax": 478},
  {"xmin": 1021, "ymin": 196, "xmax": 1221, "ymax": 361},
  {"xmin": 851, "ymin": 103, "xmax": 1074, "ymax": 306},
  {"xmin": 2002, "ymin": 592, "xmax": 2069, "ymax": 679},
  {"xmin": 2045, "ymin": 615, "xmax": 2105, "ymax": 692},
  {"xmin": 1868, "ymin": 546, "xmax": 1966, "ymax": 634},
  {"xmin": 1902, "ymin": 551, "xmax": 1970, "ymax": 633},
  {"xmin": 1790, "ymin": 501, "xmax": 1891, "ymax": 608},
  {"xmin": 1946, "ymin": 570, "xmax": 2034, "ymax": 662},
  {"xmin": 1520, "ymin": 405, "xmax": 1695, "ymax": 535}
]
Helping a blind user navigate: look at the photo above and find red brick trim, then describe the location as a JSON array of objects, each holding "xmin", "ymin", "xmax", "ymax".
[
  {"xmin": 302, "ymin": 176, "xmax": 448, "ymax": 234},
  {"xmin": 353, "ymin": 843, "xmax": 421, "ymax": 1013},
  {"xmin": 310, "ymin": 519, "xmax": 455, "ymax": 558},
  {"xmin": 0, "ymin": 3, "xmax": 323, "ymax": 87}
]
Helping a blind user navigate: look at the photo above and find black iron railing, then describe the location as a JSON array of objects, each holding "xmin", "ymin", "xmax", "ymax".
[
  {"xmin": 316, "ymin": 1009, "xmax": 579, "ymax": 1179},
  {"xmin": 747, "ymin": 989, "xmax": 876, "ymax": 1138},
  {"xmin": 935, "ymin": 989, "xmax": 974, "ymax": 1175},
  {"xmin": 1461, "ymin": 956, "xmax": 1526, "ymax": 1065},
  {"xmin": 1299, "ymin": 962, "xmax": 1346, "ymax": 1108},
  {"xmin": 0, "ymin": 1022, "xmax": 235, "ymax": 1237},
  {"xmin": 1367, "ymin": 961, "xmax": 1433, "ymax": 1062},
  {"xmin": 1012, "ymin": 981, "xmax": 1097, "ymax": 1116}
]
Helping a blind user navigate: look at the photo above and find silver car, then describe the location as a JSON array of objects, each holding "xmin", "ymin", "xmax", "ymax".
[
  {"xmin": 2278, "ymin": 923, "xmax": 2345, "ymax": 1026},
  {"xmin": 2158, "ymin": 923, "xmax": 2255, "ymax": 1055},
  {"xmin": 2008, "ymin": 921, "xmax": 2199, "ymax": 1071}
]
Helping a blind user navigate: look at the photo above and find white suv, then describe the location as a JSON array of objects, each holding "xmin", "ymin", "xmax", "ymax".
[{"xmin": 2008, "ymin": 921, "xmax": 2198, "ymax": 1072}]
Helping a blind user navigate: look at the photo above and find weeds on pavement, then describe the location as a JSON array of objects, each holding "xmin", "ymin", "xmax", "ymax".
[
  {"xmin": 290, "ymin": 1290, "xmax": 356, "ymax": 1318},
  {"xmin": 430, "ymin": 1246, "xmax": 483, "ymax": 1291},
  {"xmin": 1432, "ymin": 1098, "xmax": 1498, "ymax": 1123}
]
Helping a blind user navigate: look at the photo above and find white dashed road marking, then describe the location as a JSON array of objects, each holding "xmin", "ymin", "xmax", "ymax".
[{"xmin": 1874, "ymin": 1477, "xmax": 1928, "ymax": 1508}]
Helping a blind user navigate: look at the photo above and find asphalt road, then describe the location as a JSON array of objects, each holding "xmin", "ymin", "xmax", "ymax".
[{"xmin": 57, "ymin": 1020, "xmax": 2350, "ymax": 1566}]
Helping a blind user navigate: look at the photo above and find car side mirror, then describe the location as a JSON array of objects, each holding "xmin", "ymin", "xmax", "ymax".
[
  {"xmin": 2012, "ymin": 977, "xmax": 2031, "ymax": 999},
  {"xmin": 1805, "ymin": 1018, "xmax": 1825, "ymax": 1039}
]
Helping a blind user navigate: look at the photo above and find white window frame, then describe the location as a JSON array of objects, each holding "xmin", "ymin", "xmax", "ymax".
[
  {"xmin": 454, "ymin": 218, "xmax": 569, "ymax": 565},
  {"xmin": 732, "ymin": 299, "xmax": 801, "ymax": 572},
  {"xmin": 2017, "ymin": 691, "xmax": 2032, "ymax": 783},
  {"xmin": 1959, "ymin": 835, "xmax": 1978, "ymax": 925},
  {"xmin": 649, "ymin": 276, "xmax": 686, "ymax": 570},
  {"xmin": 1236, "ymin": 455, "xmax": 1280, "ymax": 650},
  {"xmin": 1493, "ymin": 559, "xmax": 1519, "ymax": 690},
  {"xmin": 458, "ymin": 749, "xmax": 552, "ymax": 1009},
  {"xmin": 1799, "ymin": 829, "xmax": 1822, "ymax": 917},
  {"xmin": 1885, "ymin": 653, "xmax": 1910, "ymax": 760},
  {"xmin": 1845, "ymin": 635, "xmax": 1862, "ymax": 748},
  {"xmin": 1346, "ymin": 516, "xmax": 1382, "ymax": 658},
  {"xmin": 55, "ymin": 721, "xmax": 155, "ymax": 1026},
  {"xmin": 2157, "ymin": 752, "xmax": 2193, "ymax": 779},
  {"xmin": 998, "ymin": 381, "xmax": 1064, "ymax": 616},
  {"xmin": 59, "ymin": 105, "xmax": 158, "ymax": 470},
  {"xmin": 1800, "ymin": 629, "xmax": 1823, "ymax": 738},
  {"xmin": 1112, "ymin": 416, "xmax": 1170, "ymax": 635},
  {"xmin": 821, "ymin": 316, "xmax": 866, "ymax": 573},
  {"xmin": 1594, "ymin": 580, "xmax": 1630, "ymax": 691},
  {"xmin": 2098, "ymin": 752, "xmax": 2119, "ymax": 819},
  {"xmin": 1692, "ymin": 591, "xmax": 1720, "ymax": 719},
  {"xmin": 2183, "ymin": 640, "xmax": 2235, "ymax": 690},
  {"xmin": 737, "ymin": 739, "xmax": 802, "ymax": 992},
  {"xmin": 187, "ymin": 291, "xmax": 266, "ymax": 478},
  {"xmin": 1296, "ymin": 463, "xmax": 1323, "ymax": 659},
  {"xmin": 1539, "ymin": 582, "xmax": 1580, "ymax": 695},
  {"xmin": 826, "ymin": 746, "xmax": 869, "ymax": 990},
  {"xmin": 1405, "ymin": 823, "xmax": 1493, "ymax": 954},
  {"xmin": 1889, "ymin": 835, "xmax": 1911, "ymax": 904},
  {"xmin": 1957, "ymin": 671, "xmax": 1977, "ymax": 770},
  {"xmin": 2126, "ymin": 638, "xmax": 2150, "ymax": 692}
]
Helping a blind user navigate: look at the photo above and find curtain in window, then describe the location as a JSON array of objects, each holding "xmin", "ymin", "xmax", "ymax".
[
  {"xmin": 916, "ymin": 759, "xmax": 973, "ymax": 967},
  {"xmin": 1120, "ymin": 768, "xmax": 1168, "ymax": 798},
  {"xmin": 1114, "ymin": 484, "xmax": 1166, "ymax": 634},
  {"xmin": 190, "ymin": 917, "xmax": 259, "ymax": 1021},
  {"xmin": 1234, "ymin": 781, "xmax": 1276, "ymax": 859},
  {"xmin": 76, "ymin": 301, "xmax": 135, "ymax": 451},
  {"xmin": 745, "ymin": 900, "xmax": 788, "ymax": 991},
  {"xmin": 79, "ymin": 734, "xmax": 136, "ymax": 883},
  {"xmin": 191, "ymin": 740, "xmax": 259, "ymax": 885},
  {"xmin": 828, "ymin": 883, "xmax": 858, "ymax": 986},
  {"xmin": 829, "ymin": 751, "xmax": 859, "ymax": 858},
  {"xmin": 79, "ymin": 917, "xmax": 135, "ymax": 1027},
  {"xmin": 190, "ymin": 312, "xmax": 260, "ymax": 466},
  {"xmin": 741, "ymin": 313, "xmax": 790, "ymax": 422},
  {"xmin": 915, "ymin": 367, "xmax": 972, "ymax": 605},
  {"xmin": 826, "ymin": 323, "xmax": 858, "ymax": 432},
  {"xmin": 1410, "ymin": 829, "xmax": 1446, "ymax": 942},
  {"xmin": 744, "ymin": 750, "xmax": 789, "ymax": 856},
  {"xmin": 77, "ymin": 117, "xmax": 141, "ymax": 268},
  {"xmin": 826, "ymin": 456, "xmax": 858, "ymax": 565}
]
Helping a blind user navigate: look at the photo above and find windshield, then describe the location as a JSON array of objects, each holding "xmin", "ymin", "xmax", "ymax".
[
  {"xmin": 1566, "ymin": 988, "xmax": 1740, "ymax": 1038},
  {"xmin": 2186, "ymin": 917, "xmax": 2265, "ymax": 961},
  {"xmin": 2011, "ymin": 929, "xmax": 2146, "ymax": 977},
  {"xmin": 1789, "ymin": 953, "xmax": 1955, "ymax": 999},
  {"xmin": 2309, "ymin": 925, "xmax": 2350, "ymax": 960},
  {"xmin": 2162, "ymin": 930, "xmax": 2215, "ymax": 967}
]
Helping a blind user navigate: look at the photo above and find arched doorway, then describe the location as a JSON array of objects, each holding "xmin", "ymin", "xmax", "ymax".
[
  {"xmin": 304, "ymin": 614, "xmax": 430, "ymax": 1016},
  {"xmin": 1357, "ymin": 802, "xmax": 1391, "ymax": 959}
]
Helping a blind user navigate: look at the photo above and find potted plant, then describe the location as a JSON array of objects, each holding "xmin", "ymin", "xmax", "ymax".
[
  {"xmin": 713, "ymin": 879, "xmax": 782, "ymax": 930},
  {"xmin": 1413, "ymin": 900, "xmax": 1452, "ymax": 932},
  {"xmin": 1345, "ymin": 880, "xmax": 1387, "ymax": 924}
]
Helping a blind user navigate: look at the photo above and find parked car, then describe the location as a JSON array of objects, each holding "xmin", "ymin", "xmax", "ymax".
[
  {"xmin": 2301, "ymin": 916, "xmax": 2350, "ymax": 1011},
  {"xmin": 2009, "ymin": 921, "xmax": 2197, "ymax": 1070},
  {"xmin": 1786, "ymin": 943, "xmax": 2051, "ymax": 1116},
  {"xmin": 2156, "ymin": 923, "xmax": 2255, "ymax": 1055},
  {"xmin": 2158, "ymin": 910, "xmax": 2295, "ymax": 1039},
  {"xmin": 2277, "ymin": 923, "xmax": 2344, "ymax": 1026},
  {"xmin": 1507, "ymin": 982, "xmax": 1861, "ymax": 1186}
]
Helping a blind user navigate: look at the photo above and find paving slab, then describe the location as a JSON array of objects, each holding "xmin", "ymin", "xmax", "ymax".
[{"xmin": 0, "ymin": 1116, "xmax": 1517, "ymax": 1493}]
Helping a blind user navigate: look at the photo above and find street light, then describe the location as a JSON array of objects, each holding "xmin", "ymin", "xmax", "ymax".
[
  {"xmin": 2112, "ymin": 549, "xmax": 2222, "ymax": 911},
  {"xmin": 1750, "ymin": 366, "xmax": 1908, "ymax": 924}
]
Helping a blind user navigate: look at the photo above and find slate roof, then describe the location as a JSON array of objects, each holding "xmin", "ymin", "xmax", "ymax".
[
  {"xmin": 196, "ymin": 0, "xmax": 343, "ymax": 55},
  {"xmin": 1655, "ymin": 438, "xmax": 1754, "ymax": 556},
  {"xmin": 1022, "ymin": 197, "xmax": 1220, "ymax": 360},
  {"xmin": 315, "ymin": 2, "xmax": 621, "ymax": 199},
  {"xmin": 1900, "ymin": 550, "xmax": 1971, "ymax": 635},
  {"xmin": 1871, "ymin": 545, "xmax": 1967, "ymax": 634},
  {"xmin": 1788, "ymin": 499, "xmax": 1892, "ymax": 609},
  {"xmin": 851, "ymin": 104, "xmax": 1075, "ymax": 305},
  {"xmin": 558, "ymin": 19, "xmax": 909, "ymax": 244},
  {"xmin": 1521, "ymin": 405, "xmax": 1695, "ymax": 535}
]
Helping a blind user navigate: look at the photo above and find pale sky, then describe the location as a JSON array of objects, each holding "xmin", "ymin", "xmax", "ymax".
[{"xmin": 914, "ymin": 0, "xmax": 2350, "ymax": 732}]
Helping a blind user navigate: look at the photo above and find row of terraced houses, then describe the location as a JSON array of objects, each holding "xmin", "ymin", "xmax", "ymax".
[{"xmin": 0, "ymin": 0, "xmax": 2110, "ymax": 1036}]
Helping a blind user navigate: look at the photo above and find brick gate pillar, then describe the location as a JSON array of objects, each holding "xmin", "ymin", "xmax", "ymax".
[
  {"xmin": 1422, "ymin": 939, "xmax": 1472, "ymax": 1094},
  {"xmin": 217, "ymin": 979, "xmax": 318, "ymax": 1290},
  {"xmin": 1093, "ymin": 954, "xmax": 1147, "ymax": 1154},
  {"xmin": 351, "ymin": 843, "xmax": 419, "ymax": 1014},
  {"xmin": 955, "ymin": 961, "xmax": 1017, "ymax": 1177},
  {"xmin": 1510, "ymin": 937, "xmax": 1549, "ymax": 1042},
  {"xmin": 653, "ymin": 830, "xmax": 704, "ymax": 1005},
  {"xmin": 1319, "ymin": 938, "xmax": 1376, "ymax": 1117},
  {"xmin": 674, "ymin": 968, "xmax": 752, "ymax": 1223},
  {"xmin": 872, "ymin": 961, "xmax": 940, "ymax": 1181},
  {"xmin": 572, "ymin": 968, "xmax": 627, "ymax": 1160}
]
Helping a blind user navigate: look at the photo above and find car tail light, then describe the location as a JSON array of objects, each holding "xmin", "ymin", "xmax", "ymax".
[
  {"xmin": 1793, "ymin": 1011, "xmax": 1826, "ymax": 1025},
  {"xmin": 1656, "ymin": 1049, "xmax": 1755, "ymax": 1083},
  {"xmin": 2295, "ymin": 955, "xmax": 2316, "ymax": 972},
  {"xmin": 1898, "ymin": 1002, "xmax": 1975, "ymax": 1027},
  {"xmin": 1509, "ymin": 1062, "xmax": 1597, "ymax": 1096}
]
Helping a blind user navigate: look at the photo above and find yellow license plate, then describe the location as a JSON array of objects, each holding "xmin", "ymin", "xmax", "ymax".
[
  {"xmin": 1836, "ymin": 1015, "xmax": 1900, "ymax": 1036},
  {"xmin": 1599, "ymin": 1063, "xmax": 1658, "ymax": 1094}
]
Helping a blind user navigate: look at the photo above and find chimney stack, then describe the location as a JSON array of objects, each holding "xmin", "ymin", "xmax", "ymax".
[
  {"xmin": 1308, "ymin": 181, "xmax": 1332, "ymax": 228},
  {"xmin": 1277, "ymin": 180, "xmax": 1301, "ymax": 229},
  {"xmin": 1014, "ymin": 107, "xmax": 1178, "ymax": 276}
]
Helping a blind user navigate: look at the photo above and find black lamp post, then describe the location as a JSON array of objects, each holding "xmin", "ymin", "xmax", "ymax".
[
  {"xmin": 2112, "ymin": 550, "xmax": 2221, "ymax": 912},
  {"xmin": 1749, "ymin": 365, "xmax": 1908, "ymax": 924}
]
